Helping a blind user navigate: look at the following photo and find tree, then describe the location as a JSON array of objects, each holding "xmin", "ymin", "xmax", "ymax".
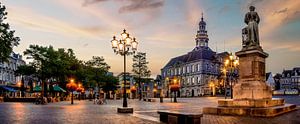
[
  {"xmin": 102, "ymin": 75, "xmax": 118, "ymax": 98},
  {"xmin": 132, "ymin": 52, "xmax": 151, "ymax": 100},
  {"xmin": 0, "ymin": 2, "xmax": 20, "ymax": 62},
  {"xmin": 85, "ymin": 56, "xmax": 111, "ymax": 94},
  {"xmin": 24, "ymin": 45, "xmax": 82, "ymax": 97},
  {"xmin": 23, "ymin": 45, "xmax": 114, "ymax": 98},
  {"xmin": 15, "ymin": 65, "xmax": 36, "ymax": 76}
]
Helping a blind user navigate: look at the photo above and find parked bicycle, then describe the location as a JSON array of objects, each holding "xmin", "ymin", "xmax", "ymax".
[{"xmin": 34, "ymin": 97, "xmax": 47, "ymax": 105}]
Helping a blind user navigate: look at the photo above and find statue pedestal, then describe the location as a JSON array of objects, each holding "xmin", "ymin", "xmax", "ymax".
[
  {"xmin": 203, "ymin": 46, "xmax": 297, "ymax": 117},
  {"xmin": 233, "ymin": 46, "xmax": 272, "ymax": 100}
]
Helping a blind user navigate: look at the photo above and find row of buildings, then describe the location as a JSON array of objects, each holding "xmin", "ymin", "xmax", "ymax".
[
  {"xmin": 280, "ymin": 68, "xmax": 300, "ymax": 90},
  {"xmin": 266, "ymin": 68, "xmax": 300, "ymax": 95},
  {"xmin": 116, "ymin": 72, "xmax": 159, "ymax": 99}
]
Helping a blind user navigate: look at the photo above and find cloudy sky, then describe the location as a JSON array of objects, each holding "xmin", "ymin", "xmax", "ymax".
[{"xmin": 2, "ymin": 0, "xmax": 300, "ymax": 77}]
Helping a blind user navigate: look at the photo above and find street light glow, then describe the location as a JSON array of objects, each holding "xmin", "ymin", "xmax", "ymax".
[{"xmin": 225, "ymin": 59, "xmax": 229, "ymax": 66}]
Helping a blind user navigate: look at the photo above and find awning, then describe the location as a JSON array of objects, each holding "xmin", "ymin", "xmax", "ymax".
[
  {"xmin": 33, "ymin": 86, "xmax": 44, "ymax": 92},
  {"xmin": 0, "ymin": 86, "xmax": 18, "ymax": 92},
  {"xmin": 53, "ymin": 85, "xmax": 66, "ymax": 92},
  {"xmin": 33, "ymin": 86, "xmax": 66, "ymax": 92}
]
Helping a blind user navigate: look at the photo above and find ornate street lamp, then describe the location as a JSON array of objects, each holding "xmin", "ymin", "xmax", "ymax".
[
  {"xmin": 130, "ymin": 85, "xmax": 137, "ymax": 99},
  {"xmin": 170, "ymin": 77, "xmax": 180, "ymax": 102},
  {"xmin": 66, "ymin": 79, "xmax": 77, "ymax": 104},
  {"xmin": 76, "ymin": 84, "xmax": 84, "ymax": 101},
  {"xmin": 224, "ymin": 53, "xmax": 239, "ymax": 99},
  {"xmin": 221, "ymin": 68, "xmax": 227, "ymax": 99},
  {"xmin": 111, "ymin": 29, "xmax": 138, "ymax": 113}
]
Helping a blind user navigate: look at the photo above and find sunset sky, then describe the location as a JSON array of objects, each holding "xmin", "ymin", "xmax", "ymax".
[{"xmin": 2, "ymin": 0, "xmax": 300, "ymax": 77}]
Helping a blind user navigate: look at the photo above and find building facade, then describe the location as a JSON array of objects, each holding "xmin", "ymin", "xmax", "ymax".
[
  {"xmin": 117, "ymin": 73, "xmax": 156, "ymax": 99},
  {"xmin": 280, "ymin": 68, "xmax": 300, "ymax": 91},
  {"xmin": 161, "ymin": 15, "xmax": 229, "ymax": 97},
  {"xmin": 266, "ymin": 72, "xmax": 275, "ymax": 90},
  {"xmin": 0, "ymin": 52, "xmax": 25, "ymax": 86}
]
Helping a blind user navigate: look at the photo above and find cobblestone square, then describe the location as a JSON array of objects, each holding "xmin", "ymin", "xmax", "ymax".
[{"xmin": 0, "ymin": 96, "xmax": 299, "ymax": 124}]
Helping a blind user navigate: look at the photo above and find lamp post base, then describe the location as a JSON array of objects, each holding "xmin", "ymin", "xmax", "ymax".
[{"xmin": 117, "ymin": 107, "xmax": 133, "ymax": 113}]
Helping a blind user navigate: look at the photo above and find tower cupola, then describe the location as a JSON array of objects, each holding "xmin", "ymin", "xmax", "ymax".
[{"xmin": 195, "ymin": 13, "xmax": 209, "ymax": 48}]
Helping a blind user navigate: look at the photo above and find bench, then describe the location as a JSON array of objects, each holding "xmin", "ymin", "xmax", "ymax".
[{"xmin": 158, "ymin": 110, "xmax": 203, "ymax": 124}]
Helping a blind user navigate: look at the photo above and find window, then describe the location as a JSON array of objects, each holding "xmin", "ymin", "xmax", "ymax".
[
  {"xmin": 186, "ymin": 90, "xmax": 189, "ymax": 96},
  {"xmin": 191, "ymin": 65, "xmax": 194, "ymax": 72},
  {"xmin": 191, "ymin": 77, "xmax": 194, "ymax": 84},
  {"xmin": 174, "ymin": 69, "xmax": 176, "ymax": 75},
  {"xmin": 206, "ymin": 64, "xmax": 209, "ymax": 70}
]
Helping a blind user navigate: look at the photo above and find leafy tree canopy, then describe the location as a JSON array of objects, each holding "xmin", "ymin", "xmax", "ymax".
[{"xmin": 0, "ymin": 2, "xmax": 20, "ymax": 62}]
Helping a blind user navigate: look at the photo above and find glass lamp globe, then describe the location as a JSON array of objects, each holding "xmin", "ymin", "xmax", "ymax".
[
  {"xmin": 131, "ymin": 38, "xmax": 138, "ymax": 51},
  {"xmin": 125, "ymin": 35, "xmax": 132, "ymax": 47},
  {"xmin": 111, "ymin": 36, "xmax": 118, "ymax": 49},
  {"xmin": 118, "ymin": 43, "xmax": 124, "ymax": 52},
  {"xmin": 121, "ymin": 29, "xmax": 127, "ymax": 40}
]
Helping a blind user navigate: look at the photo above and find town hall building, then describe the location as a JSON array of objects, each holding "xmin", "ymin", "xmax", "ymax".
[{"xmin": 161, "ymin": 14, "xmax": 229, "ymax": 97}]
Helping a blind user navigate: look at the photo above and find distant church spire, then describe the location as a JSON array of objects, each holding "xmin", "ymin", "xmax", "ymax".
[{"xmin": 195, "ymin": 13, "xmax": 209, "ymax": 48}]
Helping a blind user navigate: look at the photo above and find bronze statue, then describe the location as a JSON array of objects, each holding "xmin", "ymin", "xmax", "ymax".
[{"xmin": 243, "ymin": 6, "xmax": 260, "ymax": 47}]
